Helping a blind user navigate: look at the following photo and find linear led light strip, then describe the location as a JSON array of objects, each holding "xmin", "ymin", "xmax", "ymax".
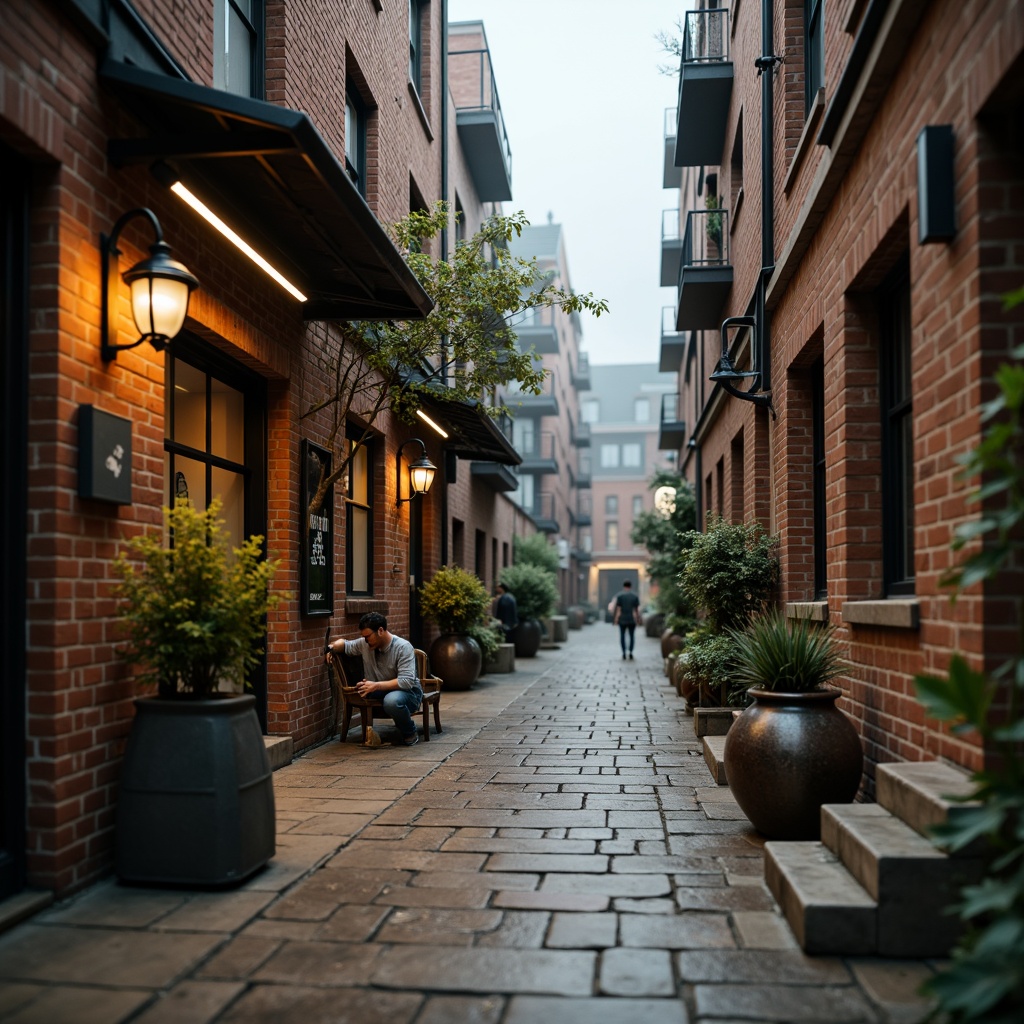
[
  {"xmin": 417, "ymin": 409, "xmax": 449, "ymax": 438},
  {"xmin": 169, "ymin": 181, "xmax": 308, "ymax": 302}
]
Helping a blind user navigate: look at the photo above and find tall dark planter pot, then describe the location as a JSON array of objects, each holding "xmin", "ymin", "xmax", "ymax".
[
  {"xmin": 116, "ymin": 694, "xmax": 275, "ymax": 886},
  {"xmin": 661, "ymin": 627, "xmax": 684, "ymax": 659},
  {"xmin": 513, "ymin": 618, "xmax": 542, "ymax": 658},
  {"xmin": 724, "ymin": 687, "xmax": 863, "ymax": 840},
  {"xmin": 430, "ymin": 633, "xmax": 482, "ymax": 691}
]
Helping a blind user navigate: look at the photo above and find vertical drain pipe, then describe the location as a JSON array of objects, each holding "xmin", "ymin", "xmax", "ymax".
[
  {"xmin": 439, "ymin": 0, "xmax": 450, "ymax": 568},
  {"xmin": 755, "ymin": 0, "xmax": 778, "ymax": 394}
]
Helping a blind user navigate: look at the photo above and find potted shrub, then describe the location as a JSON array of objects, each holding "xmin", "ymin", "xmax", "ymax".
[
  {"xmin": 723, "ymin": 612, "xmax": 863, "ymax": 840},
  {"xmin": 112, "ymin": 498, "xmax": 282, "ymax": 886},
  {"xmin": 469, "ymin": 616, "xmax": 505, "ymax": 675},
  {"xmin": 499, "ymin": 562, "xmax": 558, "ymax": 658},
  {"xmin": 419, "ymin": 565, "xmax": 491, "ymax": 690}
]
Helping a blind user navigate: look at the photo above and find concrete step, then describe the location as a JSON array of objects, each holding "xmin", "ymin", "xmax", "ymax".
[
  {"xmin": 764, "ymin": 840, "xmax": 877, "ymax": 956},
  {"xmin": 693, "ymin": 707, "xmax": 737, "ymax": 737},
  {"xmin": 821, "ymin": 803, "xmax": 981, "ymax": 957},
  {"xmin": 702, "ymin": 735, "xmax": 728, "ymax": 785},
  {"xmin": 876, "ymin": 761, "xmax": 979, "ymax": 850},
  {"xmin": 264, "ymin": 734, "xmax": 294, "ymax": 771}
]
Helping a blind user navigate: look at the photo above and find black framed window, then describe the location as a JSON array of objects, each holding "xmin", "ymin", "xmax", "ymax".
[
  {"xmin": 345, "ymin": 83, "xmax": 367, "ymax": 196},
  {"xmin": 214, "ymin": 0, "xmax": 264, "ymax": 99},
  {"xmin": 346, "ymin": 434, "xmax": 374, "ymax": 595},
  {"xmin": 811, "ymin": 357, "xmax": 827, "ymax": 600},
  {"xmin": 409, "ymin": 0, "xmax": 426, "ymax": 94},
  {"xmin": 605, "ymin": 495, "xmax": 618, "ymax": 516},
  {"xmin": 805, "ymin": 0, "xmax": 824, "ymax": 115},
  {"xmin": 880, "ymin": 262, "xmax": 914, "ymax": 595}
]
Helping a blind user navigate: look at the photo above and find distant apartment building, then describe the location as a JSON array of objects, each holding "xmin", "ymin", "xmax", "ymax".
[
  {"xmin": 659, "ymin": 0, "xmax": 1023, "ymax": 785},
  {"xmin": 507, "ymin": 220, "xmax": 593, "ymax": 608},
  {"xmin": 580, "ymin": 364, "xmax": 677, "ymax": 611}
]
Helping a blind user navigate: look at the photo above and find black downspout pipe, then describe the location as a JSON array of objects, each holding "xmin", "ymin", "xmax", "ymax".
[
  {"xmin": 440, "ymin": 0, "xmax": 450, "ymax": 568},
  {"xmin": 757, "ymin": 0, "xmax": 775, "ymax": 394}
]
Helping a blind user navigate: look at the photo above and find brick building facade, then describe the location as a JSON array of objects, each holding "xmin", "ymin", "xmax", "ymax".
[
  {"xmin": 661, "ymin": 0, "xmax": 1024, "ymax": 787},
  {"xmin": 0, "ymin": 0, "xmax": 536, "ymax": 899}
]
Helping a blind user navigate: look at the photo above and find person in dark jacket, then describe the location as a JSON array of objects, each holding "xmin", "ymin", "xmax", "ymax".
[
  {"xmin": 494, "ymin": 583, "xmax": 519, "ymax": 643},
  {"xmin": 612, "ymin": 580, "xmax": 641, "ymax": 660}
]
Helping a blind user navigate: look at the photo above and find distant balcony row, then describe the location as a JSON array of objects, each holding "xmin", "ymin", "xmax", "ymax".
[
  {"xmin": 671, "ymin": 7, "xmax": 733, "ymax": 169},
  {"xmin": 505, "ymin": 367, "xmax": 559, "ymax": 417},
  {"xmin": 658, "ymin": 392, "xmax": 687, "ymax": 451},
  {"xmin": 517, "ymin": 430, "xmax": 559, "ymax": 475},
  {"xmin": 661, "ymin": 208, "xmax": 733, "ymax": 330}
]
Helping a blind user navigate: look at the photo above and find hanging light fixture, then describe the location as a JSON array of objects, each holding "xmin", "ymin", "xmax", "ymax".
[
  {"xmin": 101, "ymin": 208, "xmax": 198, "ymax": 361},
  {"xmin": 396, "ymin": 438, "xmax": 437, "ymax": 505}
]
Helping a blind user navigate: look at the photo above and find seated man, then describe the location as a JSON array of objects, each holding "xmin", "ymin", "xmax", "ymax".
[{"xmin": 325, "ymin": 612, "xmax": 423, "ymax": 746}]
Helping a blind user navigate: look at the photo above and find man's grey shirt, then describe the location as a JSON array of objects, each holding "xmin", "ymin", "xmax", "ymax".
[{"xmin": 343, "ymin": 635, "xmax": 422, "ymax": 700}]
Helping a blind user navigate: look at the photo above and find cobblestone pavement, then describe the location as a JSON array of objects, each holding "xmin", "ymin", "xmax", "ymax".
[{"xmin": 0, "ymin": 627, "xmax": 939, "ymax": 1023}]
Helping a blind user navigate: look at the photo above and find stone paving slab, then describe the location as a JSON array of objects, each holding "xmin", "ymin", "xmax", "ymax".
[{"xmin": 0, "ymin": 630, "xmax": 938, "ymax": 1023}]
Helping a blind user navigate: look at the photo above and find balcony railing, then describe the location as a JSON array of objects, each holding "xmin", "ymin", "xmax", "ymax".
[
  {"xmin": 450, "ymin": 47, "xmax": 513, "ymax": 201},
  {"xmin": 571, "ymin": 418, "xmax": 591, "ymax": 448},
  {"xmin": 663, "ymin": 106, "xmax": 679, "ymax": 189},
  {"xmin": 658, "ymin": 392, "xmax": 687, "ymax": 452},
  {"xmin": 571, "ymin": 351, "xmax": 591, "ymax": 390},
  {"xmin": 576, "ymin": 458, "xmax": 592, "ymax": 488},
  {"xmin": 676, "ymin": 208, "xmax": 734, "ymax": 330},
  {"xmin": 506, "ymin": 367, "xmax": 559, "ymax": 417},
  {"xmin": 661, "ymin": 208, "xmax": 683, "ymax": 288},
  {"xmin": 514, "ymin": 304, "xmax": 558, "ymax": 355},
  {"xmin": 683, "ymin": 7, "xmax": 730, "ymax": 62},
  {"xmin": 517, "ymin": 430, "xmax": 558, "ymax": 474},
  {"xmin": 660, "ymin": 305, "xmax": 686, "ymax": 372},
  {"xmin": 576, "ymin": 493, "xmax": 592, "ymax": 527},
  {"xmin": 674, "ymin": 7, "xmax": 733, "ymax": 167},
  {"xmin": 528, "ymin": 491, "xmax": 559, "ymax": 534}
]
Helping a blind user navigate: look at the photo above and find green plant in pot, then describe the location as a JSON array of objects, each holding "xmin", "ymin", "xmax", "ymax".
[
  {"xmin": 499, "ymin": 561, "xmax": 558, "ymax": 658},
  {"xmin": 419, "ymin": 565, "xmax": 491, "ymax": 690},
  {"xmin": 722, "ymin": 612, "xmax": 863, "ymax": 840},
  {"xmin": 112, "ymin": 497, "xmax": 282, "ymax": 886}
]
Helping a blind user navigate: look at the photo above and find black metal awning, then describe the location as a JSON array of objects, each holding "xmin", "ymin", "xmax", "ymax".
[
  {"xmin": 416, "ymin": 393, "xmax": 521, "ymax": 466},
  {"xmin": 99, "ymin": 59, "xmax": 433, "ymax": 321}
]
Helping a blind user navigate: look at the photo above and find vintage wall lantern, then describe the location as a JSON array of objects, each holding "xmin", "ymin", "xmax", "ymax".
[
  {"xmin": 101, "ymin": 207, "xmax": 198, "ymax": 361},
  {"xmin": 396, "ymin": 438, "xmax": 437, "ymax": 505}
]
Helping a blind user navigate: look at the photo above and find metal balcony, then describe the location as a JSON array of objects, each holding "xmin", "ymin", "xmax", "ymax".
[
  {"xmin": 517, "ymin": 430, "xmax": 558, "ymax": 474},
  {"xmin": 661, "ymin": 209, "xmax": 683, "ymax": 288},
  {"xmin": 663, "ymin": 107, "xmax": 680, "ymax": 189},
  {"xmin": 470, "ymin": 461, "xmax": 518, "ymax": 491},
  {"xmin": 529, "ymin": 491, "xmax": 560, "ymax": 534},
  {"xmin": 658, "ymin": 392, "xmax": 687, "ymax": 451},
  {"xmin": 576, "ymin": 494, "xmax": 592, "ymax": 527},
  {"xmin": 571, "ymin": 419, "xmax": 591, "ymax": 448},
  {"xmin": 514, "ymin": 305, "xmax": 558, "ymax": 355},
  {"xmin": 660, "ymin": 305, "xmax": 687, "ymax": 372},
  {"xmin": 576, "ymin": 459, "xmax": 592, "ymax": 489},
  {"xmin": 506, "ymin": 368, "xmax": 559, "ymax": 417},
  {"xmin": 450, "ymin": 46, "xmax": 513, "ymax": 201},
  {"xmin": 676, "ymin": 208, "xmax": 733, "ymax": 330},
  {"xmin": 571, "ymin": 351, "xmax": 591, "ymax": 390},
  {"xmin": 674, "ymin": 8, "xmax": 733, "ymax": 167}
]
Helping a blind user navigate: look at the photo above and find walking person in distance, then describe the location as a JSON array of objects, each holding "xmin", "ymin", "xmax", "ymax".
[{"xmin": 612, "ymin": 580, "xmax": 641, "ymax": 660}]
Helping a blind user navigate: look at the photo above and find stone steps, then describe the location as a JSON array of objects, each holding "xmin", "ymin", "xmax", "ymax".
[
  {"xmin": 702, "ymin": 734, "xmax": 728, "ymax": 785},
  {"xmin": 766, "ymin": 759, "xmax": 979, "ymax": 958}
]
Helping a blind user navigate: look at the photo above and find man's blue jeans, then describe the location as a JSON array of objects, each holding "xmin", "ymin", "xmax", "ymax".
[
  {"xmin": 619, "ymin": 623, "xmax": 636, "ymax": 655},
  {"xmin": 382, "ymin": 689, "xmax": 422, "ymax": 739}
]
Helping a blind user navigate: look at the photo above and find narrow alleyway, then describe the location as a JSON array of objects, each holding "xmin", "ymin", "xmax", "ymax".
[{"xmin": 0, "ymin": 627, "xmax": 937, "ymax": 1023}]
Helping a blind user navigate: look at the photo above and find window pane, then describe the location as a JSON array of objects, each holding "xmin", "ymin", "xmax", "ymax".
[
  {"xmin": 211, "ymin": 466, "xmax": 245, "ymax": 551},
  {"xmin": 350, "ymin": 441, "xmax": 369, "ymax": 505},
  {"xmin": 634, "ymin": 398, "xmax": 650, "ymax": 423},
  {"xmin": 581, "ymin": 399, "xmax": 599, "ymax": 424},
  {"xmin": 350, "ymin": 507, "xmax": 369, "ymax": 592},
  {"xmin": 170, "ymin": 454, "xmax": 206, "ymax": 511},
  {"xmin": 633, "ymin": 495, "xmax": 643, "ymax": 516},
  {"xmin": 226, "ymin": 6, "xmax": 253, "ymax": 97},
  {"xmin": 606, "ymin": 522, "xmax": 618, "ymax": 550},
  {"xmin": 623, "ymin": 443, "xmax": 642, "ymax": 467},
  {"xmin": 600, "ymin": 444, "xmax": 619, "ymax": 468},
  {"xmin": 605, "ymin": 495, "xmax": 618, "ymax": 515},
  {"xmin": 210, "ymin": 377, "xmax": 245, "ymax": 463},
  {"xmin": 171, "ymin": 359, "xmax": 206, "ymax": 451}
]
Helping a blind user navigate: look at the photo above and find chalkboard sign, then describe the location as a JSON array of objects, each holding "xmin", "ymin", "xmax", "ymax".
[{"xmin": 301, "ymin": 440, "xmax": 333, "ymax": 617}]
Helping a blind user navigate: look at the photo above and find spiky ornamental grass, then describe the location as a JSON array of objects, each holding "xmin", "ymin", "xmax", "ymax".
[{"xmin": 727, "ymin": 612, "xmax": 844, "ymax": 693}]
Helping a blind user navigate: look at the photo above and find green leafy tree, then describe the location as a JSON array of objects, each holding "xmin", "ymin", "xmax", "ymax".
[
  {"xmin": 513, "ymin": 533, "xmax": 560, "ymax": 575},
  {"xmin": 913, "ymin": 337, "xmax": 1024, "ymax": 1022},
  {"xmin": 113, "ymin": 499, "xmax": 282, "ymax": 699},
  {"xmin": 302, "ymin": 205, "xmax": 607, "ymax": 512},
  {"xmin": 630, "ymin": 469, "xmax": 697, "ymax": 620}
]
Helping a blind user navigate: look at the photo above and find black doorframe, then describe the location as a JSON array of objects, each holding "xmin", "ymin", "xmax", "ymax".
[
  {"xmin": 409, "ymin": 499, "xmax": 425, "ymax": 649},
  {"xmin": 0, "ymin": 144, "xmax": 29, "ymax": 898},
  {"xmin": 165, "ymin": 335, "xmax": 270, "ymax": 730}
]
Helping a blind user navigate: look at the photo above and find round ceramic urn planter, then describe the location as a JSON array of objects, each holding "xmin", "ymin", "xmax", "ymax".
[
  {"xmin": 513, "ymin": 619, "xmax": 542, "ymax": 658},
  {"xmin": 116, "ymin": 694, "xmax": 275, "ymax": 886},
  {"xmin": 661, "ymin": 628, "xmax": 684, "ymax": 659},
  {"xmin": 429, "ymin": 633, "xmax": 482, "ymax": 690},
  {"xmin": 723, "ymin": 687, "xmax": 863, "ymax": 840}
]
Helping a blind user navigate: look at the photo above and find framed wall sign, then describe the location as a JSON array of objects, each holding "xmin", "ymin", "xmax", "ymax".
[
  {"xmin": 301, "ymin": 440, "xmax": 334, "ymax": 616},
  {"xmin": 78, "ymin": 405, "xmax": 132, "ymax": 505}
]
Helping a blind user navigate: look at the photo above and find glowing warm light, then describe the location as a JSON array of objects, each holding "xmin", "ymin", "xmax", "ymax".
[
  {"xmin": 169, "ymin": 181, "xmax": 307, "ymax": 302},
  {"xmin": 416, "ymin": 409, "xmax": 449, "ymax": 438}
]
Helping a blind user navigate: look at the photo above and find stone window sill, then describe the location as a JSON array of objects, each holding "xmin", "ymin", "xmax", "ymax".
[
  {"xmin": 843, "ymin": 599, "xmax": 920, "ymax": 629},
  {"xmin": 786, "ymin": 601, "xmax": 829, "ymax": 623},
  {"xmin": 407, "ymin": 81, "xmax": 433, "ymax": 140}
]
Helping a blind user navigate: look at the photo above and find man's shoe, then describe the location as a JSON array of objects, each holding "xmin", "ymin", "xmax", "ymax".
[
  {"xmin": 622, "ymin": 653, "xmax": 627, "ymax": 660},
  {"xmin": 399, "ymin": 732, "xmax": 420, "ymax": 746},
  {"xmin": 629, "ymin": 653, "xmax": 634, "ymax": 660}
]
